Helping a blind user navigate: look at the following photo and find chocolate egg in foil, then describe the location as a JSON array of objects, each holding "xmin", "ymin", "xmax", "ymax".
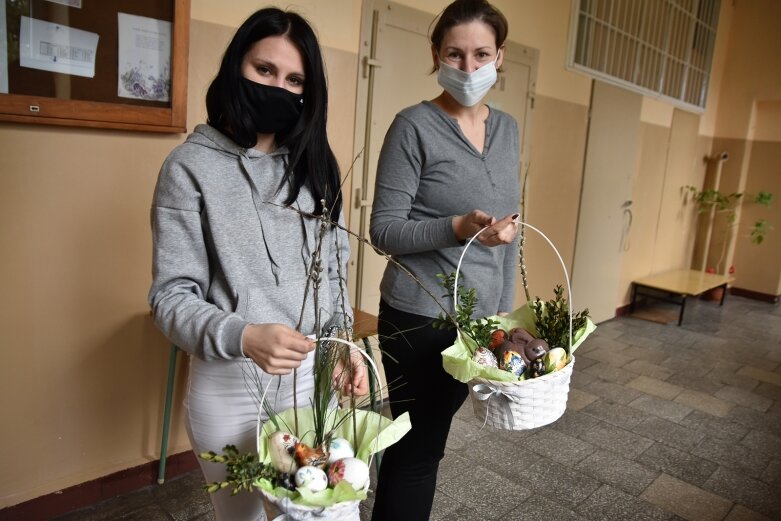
[
  {"xmin": 524, "ymin": 338, "xmax": 550, "ymax": 363},
  {"xmin": 488, "ymin": 329, "xmax": 508, "ymax": 351},
  {"xmin": 509, "ymin": 327, "xmax": 535, "ymax": 345},
  {"xmin": 499, "ymin": 350, "xmax": 526, "ymax": 378},
  {"xmin": 473, "ymin": 346, "xmax": 498, "ymax": 367},
  {"xmin": 528, "ymin": 357, "xmax": 546, "ymax": 378}
]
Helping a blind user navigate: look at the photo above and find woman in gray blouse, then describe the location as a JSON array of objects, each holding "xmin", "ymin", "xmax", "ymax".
[{"xmin": 369, "ymin": 1, "xmax": 520, "ymax": 519}]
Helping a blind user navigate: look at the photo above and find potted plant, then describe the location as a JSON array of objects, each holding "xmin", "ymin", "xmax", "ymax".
[
  {"xmin": 683, "ymin": 185, "xmax": 774, "ymax": 275},
  {"xmin": 701, "ymin": 265, "xmax": 735, "ymax": 301}
]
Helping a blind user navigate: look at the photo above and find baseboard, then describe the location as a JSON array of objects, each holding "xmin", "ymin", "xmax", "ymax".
[
  {"xmin": 615, "ymin": 303, "xmax": 632, "ymax": 317},
  {"xmin": 0, "ymin": 451, "xmax": 199, "ymax": 521},
  {"xmin": 730, "ymin": 287, "xmax": 780, "ymax": 304}
]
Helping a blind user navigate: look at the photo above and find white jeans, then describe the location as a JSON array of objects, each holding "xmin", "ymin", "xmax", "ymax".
[{"xmin": 185, "ymin": 354, "xmax": 316, "ymax": 521}]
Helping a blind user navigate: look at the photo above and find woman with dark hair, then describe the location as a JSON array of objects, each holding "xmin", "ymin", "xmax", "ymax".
[
  {"xmin": 148, "ymin": 8, "xmax": 366, "ymax": 520},
  {"xmin": 369, "ymin": 1, "xmax": 519, "ymax": 519}
]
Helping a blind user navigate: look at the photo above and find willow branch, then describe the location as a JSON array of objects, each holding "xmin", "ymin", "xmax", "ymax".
[
  {"xmin": 519, "ymin": 162, "xmax": 531, "ymax": 302},
  {"xmin": 265, "ymin": 201, "xmax": 460, "ymax": 330}
]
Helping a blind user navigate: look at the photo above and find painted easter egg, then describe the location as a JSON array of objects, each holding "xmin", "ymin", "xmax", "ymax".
[
  {"xmin": 269, "ymin": 431, "xmax": 299, "ymax": 473},
  {"xmin": 493, "ymin": 339, "xmax": 520, "ymax": 364},
  {"xmin": 328, "ymin": 457, "xmax": 370, "ymax": 490},
  {"xmin": 473, "ymin": 346, "xmax": 498, "ymax": 367},
  {"xmin": 294, "ymin": 465, "xmax": 329, "ymax": 492},
  {"xmin": 499, "ymin": 350, "xmax": 527, "ymax": 378},
  {"xmin": 327, "ymin": 437, "xmax": 355, "ymax": 464},
  {"xmin": 543, "ymin": 347, "xmax": 568, "ymax": 373}
]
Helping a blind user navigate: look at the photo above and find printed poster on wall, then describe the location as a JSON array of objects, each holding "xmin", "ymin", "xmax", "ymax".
[
  {"xmin": 19, "ymin": 16, "xmax": 98, "ymax": 78},
  {"xmin": 117, "ymin": 13, "xmax": 171, "ymax": 102}
]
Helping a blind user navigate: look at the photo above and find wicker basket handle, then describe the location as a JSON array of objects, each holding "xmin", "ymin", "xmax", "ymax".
[
  {"xmin": 453, "ymin": 218, "xmax": 574, "ymax": 350},
  {"xmin": 255, "ymin": 337, "xmax": 385, "ymax": 468}
]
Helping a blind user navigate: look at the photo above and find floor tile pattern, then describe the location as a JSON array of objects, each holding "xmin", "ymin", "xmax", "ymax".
[{"xmin": 52, "ymin": 296, "xmax": 781, "ymax": 521}]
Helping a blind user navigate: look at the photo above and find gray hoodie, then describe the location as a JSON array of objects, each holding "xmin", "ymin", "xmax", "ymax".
[{"xmin": 149, "ymin": 124, "xmax": 351, "ymax": 361}]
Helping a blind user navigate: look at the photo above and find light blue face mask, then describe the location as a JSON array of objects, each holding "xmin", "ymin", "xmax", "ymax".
[{"xmin": 436, "ymin": 59, "xmax": 497, "ymax": 107}]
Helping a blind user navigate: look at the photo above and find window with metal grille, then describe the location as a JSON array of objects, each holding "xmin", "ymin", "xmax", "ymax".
[{"xmin": 567, "ymin": 0, "xmax": 720, "ymax": 111}]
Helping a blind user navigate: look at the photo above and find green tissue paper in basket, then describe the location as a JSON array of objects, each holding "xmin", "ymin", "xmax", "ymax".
[
  {"xmin": 255, "ymin": 407, "xmax": 411, "ymax": 507},
  {"xmin": 442, "ymin": 302, "xmax": 597, "ymax": 384}
]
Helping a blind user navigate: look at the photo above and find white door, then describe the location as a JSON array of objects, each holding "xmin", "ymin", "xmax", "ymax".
[
  {"xmin": 348, "ymin": 0, "xmax": 538, "ymax": 316},
  {"xmin": 571, "ymin": 80, "xmax": 642, "ymax": 323}
]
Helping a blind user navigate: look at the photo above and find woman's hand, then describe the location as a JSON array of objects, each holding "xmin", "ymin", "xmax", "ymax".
[
  {"xmin": 242, "ymin": 324, "xmax": 315, "ymax": 375},
  {"xmin": 478, "ymin": 213, "xmax": 519, "ymax": 246},
  {"xmin": 333, "ymin": 349, "xmax": 369, "ymax": 396},
  {"xmin": 452, "ymin": 209, "xmax": 495, "ymax": 241},
  {"xmin": 453, "ymin": 210, "xmax": 519, "ymax": 246}
]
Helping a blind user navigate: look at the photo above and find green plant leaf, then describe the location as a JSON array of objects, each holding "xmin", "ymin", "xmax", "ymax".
[
  {"xmin": 530, "ymin": 285, "xmax": 591, "ymax": 352},
  {"xmin": 435, "ymin": 271, "xmax": 500, "ymax": 350}
]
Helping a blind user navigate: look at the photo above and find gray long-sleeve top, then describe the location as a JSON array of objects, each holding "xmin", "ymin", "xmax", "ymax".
[
  {"xmin": 148, "ymin": 124, "xmax": 351, "ymax": 360},
  {"xmin": 370, "ymin": 101, "xmax": 521, "ymax": 319}
]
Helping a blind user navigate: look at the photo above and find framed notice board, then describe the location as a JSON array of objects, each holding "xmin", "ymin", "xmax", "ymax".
[{"xmin": 0, "ymin": 0, "xmax": 189, "ymax": 132}]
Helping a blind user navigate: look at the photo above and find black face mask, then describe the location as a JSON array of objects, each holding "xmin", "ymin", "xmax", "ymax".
[{"xmin": 240, "ymin": 76, "xmax": 304, "ymax": 134}]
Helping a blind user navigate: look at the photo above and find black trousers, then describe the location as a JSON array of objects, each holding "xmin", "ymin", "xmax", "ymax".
[{"xmin": 370, "ymin": 300, "xmax": 468, "ymax": 521}]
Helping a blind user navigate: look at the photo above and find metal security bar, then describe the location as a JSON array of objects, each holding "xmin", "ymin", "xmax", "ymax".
[{"xmin": 568, "ymin": 0, "xmax": 720, "ymax": 111}]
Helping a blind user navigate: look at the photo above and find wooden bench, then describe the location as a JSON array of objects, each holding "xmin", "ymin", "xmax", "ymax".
[
  {"xmin": 630, "ymin": 269, "xmax": 734, "ymax": 326},
  {"xmin": 353, "ymin": 308, "xmax": 379, "ymax": 343},
  {"xmin": 352, "ymin": 308, "xmax": 385, "ymax": 410}
]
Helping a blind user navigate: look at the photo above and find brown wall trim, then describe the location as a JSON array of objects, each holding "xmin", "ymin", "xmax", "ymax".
[
  {"xmin": 0, "ymin": 452, "xmax": 198, "ymax": 521},
  {"xmin": 615, "ymin": 303, "xmax": 632, "ymax": 317},
  {"xmin": 730, "ymin": 286, "xmax": 780, "ymax": 303}
]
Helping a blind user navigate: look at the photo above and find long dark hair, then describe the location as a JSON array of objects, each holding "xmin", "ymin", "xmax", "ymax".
[
  {"xmin": 430, "ymin": 0, "xmax": 508, "ymax": 55},
  {"xmin": 206, "ymin": 8, "xmax": 342, "ymax": 218}
]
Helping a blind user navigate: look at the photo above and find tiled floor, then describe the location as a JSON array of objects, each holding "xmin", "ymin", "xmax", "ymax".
[{"xmin": 53, "ymin": 295, "xmax": 781, "ymax": 521}]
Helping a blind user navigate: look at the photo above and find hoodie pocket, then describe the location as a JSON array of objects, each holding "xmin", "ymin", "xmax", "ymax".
[{"xmin": 240, "ymin": 284, "xmax": 305, "ymax": 326}]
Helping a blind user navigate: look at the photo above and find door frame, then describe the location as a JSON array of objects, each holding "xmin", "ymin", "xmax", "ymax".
[{"xmin": 348, "ymin": 0, "xmax": 539, "ymax": 310}]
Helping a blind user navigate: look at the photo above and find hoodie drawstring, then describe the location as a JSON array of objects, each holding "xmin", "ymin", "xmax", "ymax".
[{"xmin": 239, "ymin": 153, "xmax": 283, "ymax": 285}]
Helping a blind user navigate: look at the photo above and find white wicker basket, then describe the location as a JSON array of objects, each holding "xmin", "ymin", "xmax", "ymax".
[
  {"xmin": 256, "ymin": 338, "xmax": 380, "ymax": 521},
  {"xmin": 261, "ymin": 488, "xmax": 361, "ymax": 521},
  {"xmin": 455, "ymin": 220, "xmax": 578, "ymax": 431},
  {"xmin": 469, "ymin": 356, "xmax": 574, "ymax": 430}
]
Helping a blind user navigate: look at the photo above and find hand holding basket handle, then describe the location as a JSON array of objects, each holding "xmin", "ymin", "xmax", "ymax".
[
  {"xmin": 453, "ymin": 210, "xmax": 520, "ymax": 246},
  {"xmin": 333, "ymin": 348, "xmax": 369, "ymax": 396},
  {"xmin": 242, "ymin": 323, "xmax": 316, "ymax": 375},
  {"xmin": 454, "ymin": 217, "xmax": 575, "ymax": 353}
]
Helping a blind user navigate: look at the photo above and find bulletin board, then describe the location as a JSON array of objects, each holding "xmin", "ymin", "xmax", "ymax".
[{"xmin": 0, "ymin": 0, "xmax": 189, "ymax": 132}]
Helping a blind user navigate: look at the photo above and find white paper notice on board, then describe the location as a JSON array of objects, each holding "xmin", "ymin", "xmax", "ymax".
[
  {"xmin": 19, "ymin": 16, "xmax": 98, "ymax": 78},
  {"xmin": 117, "ymin": 13, "xmax": 171, "ymax": 102}
]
